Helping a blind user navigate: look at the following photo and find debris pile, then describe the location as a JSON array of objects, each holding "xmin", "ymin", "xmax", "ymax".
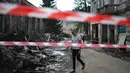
[{"xmin": 0, "ymin": 31, "xmax": 70, "ymax": 73}]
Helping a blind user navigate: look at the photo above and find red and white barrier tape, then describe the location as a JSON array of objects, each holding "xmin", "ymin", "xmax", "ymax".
[
  {"xmin": 0, "ymin": 3, "xmax": 130, "ymax": 26},
  {"xmin": 0, "ymin": 3, "xmax": 129, "ymax": 48},
  {"xmin": 0, "ymin": 41, "xmax": 129, "ymax": 48}
]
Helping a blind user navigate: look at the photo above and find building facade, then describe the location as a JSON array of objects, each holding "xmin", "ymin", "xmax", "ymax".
[
  {"xmin": 0, "ymin": 0, "xmax": 45, "ymax": 35},
  {"xmin": 91, "ymin": 0, "xmax": 130, "ymax": 44}
]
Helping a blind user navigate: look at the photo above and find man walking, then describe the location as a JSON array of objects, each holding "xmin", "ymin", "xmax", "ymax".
[{"xmin": 70, "ymin": 30, "xmax": 85, "ymax": 73}]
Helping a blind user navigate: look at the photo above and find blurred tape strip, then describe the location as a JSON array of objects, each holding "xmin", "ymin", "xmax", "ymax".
[{"xmin": 0, "ymin": 3, "xmax": 130, "ymax": 26}]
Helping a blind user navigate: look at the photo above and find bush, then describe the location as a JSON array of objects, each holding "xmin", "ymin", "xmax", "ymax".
[{"xmin": 60, "ymin": 32, "xmax": 71, "ymax": 38}]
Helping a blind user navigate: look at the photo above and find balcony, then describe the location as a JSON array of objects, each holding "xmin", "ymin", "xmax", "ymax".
[
  {"xmin": 1, "ymin": 0, "xmax": 21, "ymax": 3},
  {"xmin": 117, "ymin": 0, "xmax": 130, "ymax": 13},
  {"xmin": 98, "ymin": 0, "xmax": 130, "ymax": 14},
  {"xmin": 98, "ymin": 4, "xmax": 118, "ymax": 14}
]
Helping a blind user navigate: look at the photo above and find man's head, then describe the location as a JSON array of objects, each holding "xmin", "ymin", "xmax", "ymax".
[{"xmin": 72, "ymin": 30, "xmax": 78, "ymax": 36}]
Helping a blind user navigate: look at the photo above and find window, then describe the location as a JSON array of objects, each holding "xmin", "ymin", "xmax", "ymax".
[
  {"xmin": 37, "ymin": 19, "xmax": 40, "ymax": 33},
  {"xmin": 104, "ymin": 0, "xmax": 109, "ymax": 5},
  {"xmin": 119, "ymin": 0, "xmax": 123, "ymax": 3},
  {"xmin": 32, "ymin": 18, "xmax": 35, "ymax": 31},
  {"xmin": 110, "ymin": 0, "xmax": 114, "ymax": 4},
  {"xmin": 14, "ymin": 0, "xmax": 21, "ymax": 4},
  {"xmin": 119, "ymin": 26, "xmax": 126, "ymax": 33},
  {"xmin": 0, "ymin": 15, "xmax": 3, "ymax": 33}
]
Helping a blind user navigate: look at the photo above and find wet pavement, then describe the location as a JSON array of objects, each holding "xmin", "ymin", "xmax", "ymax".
[{"xmin": 70, "ymin": 48, "xmax": 130, "ymax": 73}]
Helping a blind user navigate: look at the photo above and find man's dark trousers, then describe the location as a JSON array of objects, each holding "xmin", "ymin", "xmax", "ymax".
[{"xmin": 72, "ymin": 49, "xmax": 85, "ymax": 71}]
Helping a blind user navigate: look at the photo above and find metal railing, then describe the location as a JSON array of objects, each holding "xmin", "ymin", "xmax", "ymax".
[
  {"xmin": 117, "ymin": 0, "xmax": 130, "ymax": 11},
  {"xmin": 98, "ymin": 4, "xmax": 118, "ymax": 14},
  {"xmin": 98, "ymin": 0, "xmax": 130, "ymax": 14}
]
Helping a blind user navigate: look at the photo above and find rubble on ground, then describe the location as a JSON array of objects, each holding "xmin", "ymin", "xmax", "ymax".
[{"xmin": 0, "ymin": 31, "xmax": 70, "ymax": 73}]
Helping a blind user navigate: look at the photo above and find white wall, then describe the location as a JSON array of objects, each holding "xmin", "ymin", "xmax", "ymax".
[
  {"xmin": 114, "ymin": 0, "xmax": 120, "ymax": 4},
  {"xmin": 104, "ymin": 0, "xmax": 109, "ymax": 5}
]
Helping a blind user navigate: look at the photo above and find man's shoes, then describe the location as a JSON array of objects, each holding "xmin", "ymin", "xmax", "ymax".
[
  {"xmin": 70, "ymin": 71, "xmax": 75, "ymax": 73},
  {"xmin": 82, "ymin": 63, "xmax": 85, "ymax": 70}
]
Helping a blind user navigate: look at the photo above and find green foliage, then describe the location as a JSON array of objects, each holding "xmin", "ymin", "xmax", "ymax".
[
  {"xmin": 41, "ymin": 0, "xmax": 91, "ymax": 35},
  {"xmin": 42, "ymin": 0, "xmax": 52, "ymax": 7},
  {"xmin": 42, "ymin": 0, "xmax": 62, "ymax": 35},
  {"xmin": 42, "ymin": 0, "xmax": 57, "ymax": 8},
  {"xmin": 60, "ymin": 32, "xmax": 71, "ymax": 38},
  {"xmin": 74, "ymin": 0, "xmax": 91, "ymax": 33},
  {"xmin": 74, "ymin": 0, "xmax": 90, "ymax": 12},
  {"xmin": 44, "ymin": 19, "xmax": 62, "ymax": 35}
]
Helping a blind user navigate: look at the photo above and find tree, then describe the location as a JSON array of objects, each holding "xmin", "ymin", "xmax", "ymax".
[
  {"xmin": 44, "ymin": 19, "xmax": 62, "ymax": 34},
  {"xmin": 74, "ymin": 0, "xmax": 90, "ymax": 12},
  {"xmin": 41, "ymin": 0, "xmax": 63, "ymax": 35},
  {"xmin": 74, "ymin": 0, "xmax": 91, "ymax": 33},
  {"xmin": 60, "ymin": 32, "xmax": 71, "ymax": 38},
  {"xmin": 42, "ymin": 0, "xmax": 52, "ymax": 7}
]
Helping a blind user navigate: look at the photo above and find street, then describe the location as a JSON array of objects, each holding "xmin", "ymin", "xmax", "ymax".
[{"xmin": 65, "ymin": 48, "xmax": 130, "ymax": 73}]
